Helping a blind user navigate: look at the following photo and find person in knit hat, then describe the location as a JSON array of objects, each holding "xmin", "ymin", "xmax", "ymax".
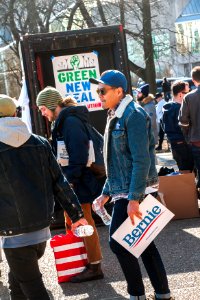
[
  {"xmin": 36, "ymin": 86, "xmax": 63, "ymax": 122},
  {"xmin": 137, "ymin": 83, "xmax": 149, "ymax": 98},
  {"xmin": 137, "ymin": 83, "xmax": 158, "ymax": 144},
  {"xmin": 0, "ymin": 93, "xmax": 86, "ymax": 299},
  {"xmin": 36, "ymin": 88, "xmax": 104, "ymax": 283},
  {"xmin": 0, "ymin": 94, "xmax": 17, "ymax": 117}
]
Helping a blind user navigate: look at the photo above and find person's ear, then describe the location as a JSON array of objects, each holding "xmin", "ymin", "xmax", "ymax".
[{"xmin": 117, "ymin": 87, "xmax": 124, "ymax": 97}]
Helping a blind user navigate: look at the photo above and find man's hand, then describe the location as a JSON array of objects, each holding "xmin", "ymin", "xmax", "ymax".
[
  {"xmin": 92, "ymin": 194, "xmax": 110, "ymax": 211},
  {"xmin": 127, "ymin": 200, "xmax": 142, "ymax": 225},
  {"xmin": 71, "ymin": 218, "xmax": 88, "ymax": 233}
]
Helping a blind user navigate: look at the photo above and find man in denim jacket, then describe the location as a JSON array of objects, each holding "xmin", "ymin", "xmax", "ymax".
[{"xmin": 90, "ymin": 70, "xmax": 173, "ymax": 300}]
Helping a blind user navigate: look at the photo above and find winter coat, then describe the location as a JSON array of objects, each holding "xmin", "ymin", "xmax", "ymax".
[
  {"xmin": 162, "ymin": 101, "xmax": 184, "ymax": 142},
  {"xmin": 52, "ymin": 106, "xmax": 104, "ymax": 203},
  {"xmin": 0, "ymin": 117, "xmax": 83, "ymax": 236},
  {"xmin": 102, "ymin": 95, "xmax": 158, "ymax": 201},
  {"xmin": 139, "ymin": 94, "xmax": 158, "ymax": 144}
]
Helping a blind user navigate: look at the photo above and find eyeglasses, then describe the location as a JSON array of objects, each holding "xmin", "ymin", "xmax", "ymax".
[
  {"xmin": 181, "ymin": 91, "xmax": 188, "ymax": 94},
  {"xmin": 96, "ymin": 87, "xmax": 116, "ymax": 96}
]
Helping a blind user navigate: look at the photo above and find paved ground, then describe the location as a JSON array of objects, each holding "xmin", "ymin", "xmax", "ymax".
[{"xmin": 0, "ymin": 149, "xmax": 200, "ymax": 300}]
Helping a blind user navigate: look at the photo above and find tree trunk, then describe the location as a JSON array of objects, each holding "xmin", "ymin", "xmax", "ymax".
[
  {"xmin": 119, "ymin": 0, "xmax": 125, "ymax": 27},
  {"xmin": 142, "ymin": 0, "xmax": 156, "ymax": 94},
  {"xmin": 79, "ymin": 0, "xmax": 96, "ymax": 28},
  {"xmin": 97, "ymin": 0, "xmax": 108, "ymax": 26}
]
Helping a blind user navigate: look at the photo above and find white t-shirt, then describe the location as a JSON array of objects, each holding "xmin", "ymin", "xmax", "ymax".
[{"xmin": 156, "ymin": 99, "xmax": 166, "ymax": 122}]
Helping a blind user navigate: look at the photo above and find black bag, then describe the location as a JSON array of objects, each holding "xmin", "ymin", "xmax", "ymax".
[
  {"xmin": 84, "ymin": 124, "xmax": 106, "ymax": 179},
  {"xmin": 158, "ymin": 166, "xmax": 175, "ymax": 176}
]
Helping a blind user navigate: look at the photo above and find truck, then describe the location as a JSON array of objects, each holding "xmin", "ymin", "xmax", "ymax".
[
  {"xmin": 19, "ymin": 24, "xmax": 131, "ymax": 137},
  {"xmin": 19, "ymin": 24, "xmax": 131, "ymax": 227}
]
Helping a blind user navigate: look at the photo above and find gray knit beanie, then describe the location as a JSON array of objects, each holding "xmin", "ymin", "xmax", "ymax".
[{"xmin": 36, "ymin": 86, "xmax": 63, "ymax": 111}]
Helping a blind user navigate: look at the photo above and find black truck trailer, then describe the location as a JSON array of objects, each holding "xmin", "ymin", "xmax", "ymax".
[{"xmin": 20, "ymin": 24, "xmax": 131, "ymax": 137}]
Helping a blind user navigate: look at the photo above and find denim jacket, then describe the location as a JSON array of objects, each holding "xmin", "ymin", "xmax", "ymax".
[
  {"xmin": 102, "ymin": 95, "xmax": 158, "ymax": 201},
  {"xmin": 0, "ymin": 118, "xmax": 83, "ymax": 236}
]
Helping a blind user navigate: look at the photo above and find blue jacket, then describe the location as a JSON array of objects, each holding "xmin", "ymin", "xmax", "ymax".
[
  {"xmin": 52, "ymin": 106, "xmax": 104, "ymax": 203},
  {"xmin": 102, "ymin": 95, "xmax": 158, "ymax": 201},
  {"xmin": 162, "ymin": 101, "xmax": 185, "ymax": 142},
  {"xmin": 0, "ymin": 118, "xmax": 83, "ymax": 236}
]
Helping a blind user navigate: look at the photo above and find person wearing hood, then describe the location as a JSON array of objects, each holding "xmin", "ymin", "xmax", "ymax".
[
  {"xmin": 162, "ymin": 80, "xmax": 193, "ymax": 173},
  {"xmin": 0, "ymin": 94, "xmax": 87, "ymax": 299},
  {"xmin": 36, "ymin": 87, "xmax": 104, "ymax": 283},
  {"xmin": 137, "ymin": 84, "xmax": 158, "ymax": 145}
]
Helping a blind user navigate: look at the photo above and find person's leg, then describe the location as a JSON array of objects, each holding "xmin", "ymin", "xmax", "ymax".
[
  {"xmin": 156, "ymin": 124, "xmax": 165, "ymax": 150},
  {"xmin": 191, "ymin": 145, "xmax": 200, "ymax": 188},
  {"xmin": 4, "ymin": 242, "xmax": 50, "ymax": 300},
  {"xmin": 7, "ymin": 271, "xmax": 26, "ymax": 300},
  {"xmin": 70, "ymin": 203, "xmax": 103, "ymax": 283},
  {"xmin": 81, "ymin": 203, "xmax": 102, "ymax": 263},
  {"xmin": 141, "ymin": 242, "xmax": 171, "ymax": 299},
  {"xmin": 171, "ymin": 142, "xmax": 194, "ymax": 173},
  {"xmin": 159, "ymin": 125, "xmax": 165, "ymax": 147},
  {"xmin": 109, "ymin": 199, "xmax": 145, "ymax": 298}
]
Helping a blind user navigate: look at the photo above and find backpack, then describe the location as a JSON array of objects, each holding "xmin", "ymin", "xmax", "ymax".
[{"xmin": 84, "ymin": 123, "xmax": 106, "ymax": 179}]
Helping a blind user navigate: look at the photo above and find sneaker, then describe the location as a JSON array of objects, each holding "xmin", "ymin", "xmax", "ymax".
[{"xmin": 69, "ymin": 263, "xmax": 104, "ymax": 283}]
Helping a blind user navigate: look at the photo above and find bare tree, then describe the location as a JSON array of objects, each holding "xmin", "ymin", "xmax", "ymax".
[
  {"xmin": 141, "ymin": 0, "xmax": 156, "ymax": 92},
  {"xmin": 64, "ymin": 0, "xmax": 160, "ymax": 93},
  {"xmin": 0, "ymin": 0, "xmax": 176, "ymax": 94},
  {"xmin": 0, "ymin": 0, "xmax": 69, "ymax": 92}
]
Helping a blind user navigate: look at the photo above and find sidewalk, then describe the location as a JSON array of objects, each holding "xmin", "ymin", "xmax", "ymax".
[{"xmin": 0, "ymin": 151, "xmax": 200, "ymax": 300}]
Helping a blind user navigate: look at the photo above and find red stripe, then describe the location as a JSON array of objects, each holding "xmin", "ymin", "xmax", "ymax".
[
  {"xmin": 51, "ymin": 234, "xmax": 88, "ymax": 283},
  {"xmin": 50, "ymin": 234, "xmax": 82, "ymax": 247},
  {"xmin": 55, "ymin": 259, "xmax": 88, "ymax": 271}
]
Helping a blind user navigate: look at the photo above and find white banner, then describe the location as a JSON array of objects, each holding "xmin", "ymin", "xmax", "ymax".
[
  {"xmin": 112, "ymin": 195, "xmax": 174, "ymax": 258},
  {"xmin": 18, "ymin": 79, "xmax": 32, "ymax": 133},
  {"xmin": 52, "ymin": 52, "xmax": 101, "ymax": 112}
]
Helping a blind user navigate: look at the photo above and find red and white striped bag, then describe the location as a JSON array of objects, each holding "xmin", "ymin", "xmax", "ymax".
[{"xmin": 50, "ymin": 231, "xmax": 88, "ymax": 283}]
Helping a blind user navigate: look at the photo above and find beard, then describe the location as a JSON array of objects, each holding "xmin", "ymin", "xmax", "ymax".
[{"xmin": 137, "ymin": 95, "xmax": 145, "ymax": 102}]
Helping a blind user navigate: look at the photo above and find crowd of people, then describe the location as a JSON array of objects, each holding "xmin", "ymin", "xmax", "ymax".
[
  {"xmin": 136, "ymin": 71, "xmax": 199, "ymax": 178},
  {"xmin": 1, "ymin": 66, "xmax": 200, "ymax": 299}
]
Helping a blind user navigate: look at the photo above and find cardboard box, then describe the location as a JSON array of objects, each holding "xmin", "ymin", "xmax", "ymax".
[
  {"xmin": 112, "ymin": 195, "xmax": 174, "ymax": 258},
  {"xmin": 158, "ymin": 173, "xmax": 199, "ymax": 220}
]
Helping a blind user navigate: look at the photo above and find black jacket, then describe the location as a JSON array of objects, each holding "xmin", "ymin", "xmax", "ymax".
[
  {"xmin": 52, "ymin": 106, "xmax": 104, "ymax": 203},
  {"xmin": 0, "ymin": 118, "xmax": 83, "ymax": 236},
  {"xmin": 162, "ymin": 101, "xmax": 185, "ymax": 142}
]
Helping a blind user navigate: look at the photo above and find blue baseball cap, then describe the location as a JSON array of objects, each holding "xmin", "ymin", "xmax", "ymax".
[{"xmin": 89, "ymin": 70, "xmax": 127, "ymax": 92}]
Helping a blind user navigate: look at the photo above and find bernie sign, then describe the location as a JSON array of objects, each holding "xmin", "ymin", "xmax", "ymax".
[{"xmin": 112, "ymin": 195, "xmax": 174, "ymax": 258}]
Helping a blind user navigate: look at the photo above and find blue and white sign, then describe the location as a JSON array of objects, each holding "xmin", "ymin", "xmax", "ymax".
[{"xmin": 112, "ymin": 195, "xmax": 174, "ymax": 258}]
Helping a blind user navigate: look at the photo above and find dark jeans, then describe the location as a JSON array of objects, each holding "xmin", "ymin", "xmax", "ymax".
[
  {"xmin": 158, "ymin": 123, "xmax": 165, "ymax": 147},
  {"xmin": 109, "ymin": 198, "xmax": 170, "ymax": 297},
  {"xmin": 191, "ymin": 144, "xmax": 200, "ymax": 188},
  {"xmin": 171, "ymin": 141, "xmax": 194, "ymax": 171},
  {"xmin": 4, "ymin": 242, "xmax": 50, "ymax": 300},
  {"xmin": 164, "ymin": 92, "xmax": 171, "ymax": 102}
]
